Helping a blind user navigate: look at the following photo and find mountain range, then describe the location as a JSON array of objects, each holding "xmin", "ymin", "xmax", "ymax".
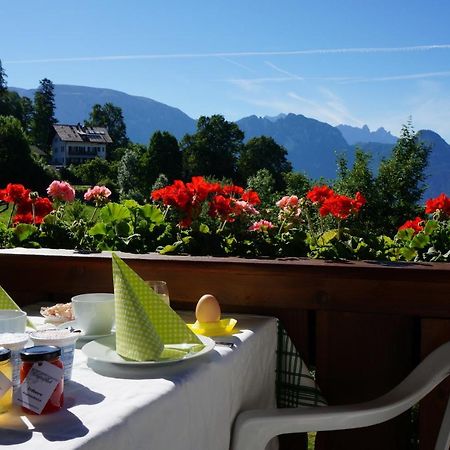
[{"xmin": 12, "ymin": 84, "xmax": 450, "ymax": 199}]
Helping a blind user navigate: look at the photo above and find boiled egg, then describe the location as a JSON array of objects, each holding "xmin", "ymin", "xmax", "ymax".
[{"xmin": 195, "ymin": 294, "xmax": 221, "ymax": 323}]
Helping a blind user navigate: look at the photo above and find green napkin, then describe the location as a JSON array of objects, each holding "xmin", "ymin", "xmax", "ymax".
[
  {"xmin": 112, "ymin": 253, "xmax": 204, "ymax": 361},
  {"xmin": 0, "ymin": 285, "xmax": 35, "ymax": 329}
]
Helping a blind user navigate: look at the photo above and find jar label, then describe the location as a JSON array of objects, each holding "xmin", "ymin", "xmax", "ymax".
[
  {"xmin": 15, "ymin": 361, "xmax": 64, "ymax": 414},
  {"xmin": 0, "ymin": 371, "xmax": 12, "ymax": 398}
]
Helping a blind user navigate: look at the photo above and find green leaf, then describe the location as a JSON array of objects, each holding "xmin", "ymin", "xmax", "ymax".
[
  {"xmin": 88, "ymin": 222, "xmax": 107, "ymax": 236},
  {"xmin": 100, "ymin": 203, "xmax": 131, "ymax": 224},
  {"xmin": 140, "ymin": 204, "xmax": 164, "ymax": 223},
  {"xmin": 122, "ymin": 199, "xmax": 140, "ymax": 210},
  {"xmin": 115, "ymin": 221, "xmax": 131, "ymax": 237},
  {"xmin": 400, "ymin": 247, "xmax": 417, "ymax": 261},
  {"xmin": 396, "ymin": 228, "xmax": 414, "ymax": 241},
  {"xmin": 318, "ymin": 230, "xmax": 338, "ymax": 245},
  {"xmin": 411, "ymin": 233, "xmax": 430, "ymax": 249},
  {"xmin": 14, "ymin": 224, "xmax": 38, "ymax": 242},
  {"xmin": 199, "ymin": 223, "xmax": 210, "ymax": 234},
  {"xmin": 424, "ymin": 219, "xmax": 439, "ymax": 234},
  {"xmin": 158, "ymin": 241, "xmax": 183, "ymax": 254}
]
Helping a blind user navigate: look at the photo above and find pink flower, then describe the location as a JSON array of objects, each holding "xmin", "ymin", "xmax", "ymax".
[
  {"xmin": 47, "ymin": 181, "xmax": 75, "ymax": 202},
  {"xmin": 84, "ymin": 186, "xmax": 111, "ymax": 204},
  {"xmin": 234, "ymin": 200, "xmax": 260, "ymax": 216},
  {"xmin": 248, "ymin": 220, "xmax": 275, "ymax": 232},
  {"xmin": 276, "ymin": 195, "xmax": 299, "ymax": 209}
]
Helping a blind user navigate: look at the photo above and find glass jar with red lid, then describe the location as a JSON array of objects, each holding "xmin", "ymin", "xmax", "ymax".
[{"xmin": 20, "ymin": 345, "xmax": 64, "ymax": 414}]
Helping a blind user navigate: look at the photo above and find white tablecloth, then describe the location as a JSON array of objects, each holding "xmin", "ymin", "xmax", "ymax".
[{"xmin": 0, "ymin": 314, "xmax": 277, "ymax": 450}]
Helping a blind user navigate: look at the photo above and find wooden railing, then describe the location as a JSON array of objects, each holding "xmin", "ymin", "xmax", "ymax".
[{"xmin": 1, "ymin": 248, "xmax": 450, "ymax": 450}]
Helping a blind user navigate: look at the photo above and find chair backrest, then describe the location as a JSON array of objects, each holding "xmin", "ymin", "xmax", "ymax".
[{"xmin": 231, "ymin": 341, "xmax": 450, "ymax": 450}]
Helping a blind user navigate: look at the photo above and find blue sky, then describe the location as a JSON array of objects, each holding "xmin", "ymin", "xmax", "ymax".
[{"xmin": 2, "ymin": 0, "xmax": 450, "ymax": 140}]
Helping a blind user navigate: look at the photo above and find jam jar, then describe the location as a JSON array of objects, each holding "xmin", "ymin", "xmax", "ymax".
[
  {"xmin": 20, "ymin": 345, "xmax": 64, "ymax": 414},
  {"xmin": 0, "ymin": 347, "xmax": 13, "ymax": 413}
]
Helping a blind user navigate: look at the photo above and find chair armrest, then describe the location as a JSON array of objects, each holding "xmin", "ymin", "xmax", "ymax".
[{"xmin": 231, "ymin": 341, "xmax": 450, "ymax": 450}]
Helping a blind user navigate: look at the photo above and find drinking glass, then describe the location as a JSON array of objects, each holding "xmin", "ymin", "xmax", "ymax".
[{"xmin": 146, "ymin": 280, "xmax": 170, "ymax": 306}]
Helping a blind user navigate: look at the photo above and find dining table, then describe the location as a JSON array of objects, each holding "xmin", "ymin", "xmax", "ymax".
[{"xmin": 0, "ymin": 312, "xmax": 278, "ymax": 450}]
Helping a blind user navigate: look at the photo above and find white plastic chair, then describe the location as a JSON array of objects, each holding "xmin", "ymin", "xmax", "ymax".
[{"xmin": 231, "ymin": 341, "xmax": 450, "ymax": 450}]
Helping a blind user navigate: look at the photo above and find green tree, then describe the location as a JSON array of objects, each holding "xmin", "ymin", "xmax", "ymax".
[
  {"xmin": 142, "ymin": 131, "xmax": 182, "ymax": 191},
  {"xmin": 238, "ymin": 136, "xmax": 292, "ymax": 189},
  {"xmin": 117, "ymin": 148, "xmax": 144, "ymax": 201},
  {"xmin": 0, "ymin": 116, "xmax": 52, "ymax": 191},
  {"xmin": 246, "ymin": 168, "xmax": 276, "ymax": 208},
  {"xmin": 19, "ymin": 96, "xmax": 34, "ymax": 133},
  {"xmin": 0, "ymin": 60, "xmax": 33, "ymax": 128},
  {"xmin": 31, "ymin": 78, "xmax": 57, "ymax": 153},
  {"xmin": 333, "ymin": 148, "xmax": 377, "ymax": 231},
  {"xmin": 85, "ymin": 103, "xmax": 129, "ymax": 152},
  {"xmin": 70, "ymin": 157, "xmax": 118, "ymax": 186},
  {"xmin": 181, "ymin": 115, "xmax": 244, "ymax": 180},
  {"xmin": 283, "ymin": 171, "xmax": 311, "ymax": 197},
  {"xmin": 373, "ymin": 122, "xmax": 430, "ymax": 233},
  {"xmin": 0, "ymin": 60, "xmax": 7, "ymax": 94}
]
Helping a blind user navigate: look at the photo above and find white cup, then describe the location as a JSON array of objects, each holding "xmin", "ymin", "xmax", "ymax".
[
  {"xmin": 71, "ymin": 293, "xmax": 115, "ymax": 336},
  {"xmin": 29, "ymin": 329, "xmax": 82, "ymax": 381},
  {"xmin": 0, "ymin": 310, "xmax": 27, "ymax": 333},
  {"xmin": 0, "ymin": 332, "xmax": 29, "ymax": 387}
]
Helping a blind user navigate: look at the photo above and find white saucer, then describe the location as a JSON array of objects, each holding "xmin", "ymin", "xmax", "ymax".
[
  {"xmin": 82, "ymin": 334, "xmax": 215, "ymax": 366},
  {"xmin": 58, "ymin": 320, "xmax": 114, "ymax": 341}
]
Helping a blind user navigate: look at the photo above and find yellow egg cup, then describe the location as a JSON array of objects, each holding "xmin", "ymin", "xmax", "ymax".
[{"xmin": 187, "ymin": 318, "xmax": 237, "ymax": 337}]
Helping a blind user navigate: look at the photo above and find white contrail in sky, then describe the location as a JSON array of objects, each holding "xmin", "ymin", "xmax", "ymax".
[{"xmin": 5, "ymin": 44, "xmax": 450, "ymax": 64}]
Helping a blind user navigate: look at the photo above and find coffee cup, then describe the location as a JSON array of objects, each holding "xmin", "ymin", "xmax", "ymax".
[
  {"xmin": 71, "ymin": 293, "xmax": 115, "ymax": 336},
  {"xmin": 0, "ymin": 310, "xmax": 27, "ymax": 333}
]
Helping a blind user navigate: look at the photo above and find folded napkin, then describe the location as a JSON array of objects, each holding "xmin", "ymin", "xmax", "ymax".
[
  {"xmin": 0, "ymin": 285, "xmax": 35, "ymax": 329},
  {"xmin": 112, "ymin": 253, "xmax": 204, "ymax": 361}
]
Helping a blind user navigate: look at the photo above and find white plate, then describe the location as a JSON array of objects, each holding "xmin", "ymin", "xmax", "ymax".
[
  {"xmin": 58, "ymin": 320, "xmax": 113, "ymax": 340},
  {"xmin": 82, "ymin": 334, "xmax": 215, "ymax": 366}
]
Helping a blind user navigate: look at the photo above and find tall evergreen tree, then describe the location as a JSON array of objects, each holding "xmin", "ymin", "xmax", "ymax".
[
  {"xmin": 31, "ymin": 78, "xmax": 57, "ymax": 153},
  {"xmin": 372, "ymin": 122, "xmax": 430, "ymax": 233},
  {"xmin": 0, "ymin": 59, "xmax": 7, "ymax": 94},
  {"xmin": 85, "ymin": 102, "xmax": 129, "ymax": 152}
]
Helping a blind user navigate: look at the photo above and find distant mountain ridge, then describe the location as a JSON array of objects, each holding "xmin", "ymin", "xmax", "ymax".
[
  {"xmin": 237, "ymin": 113, "xmax": 350, "ymax": 180},
  {"xmin": 10, "ymin": 84, "xmax": 450, "ymax": 198},
  {"xmin": 11, "ymin": 85, "xmax": 197, "ymax": 142},
  {"xmin": 337, "ymin": 124, "xmax": 398, "ymax": 145}
]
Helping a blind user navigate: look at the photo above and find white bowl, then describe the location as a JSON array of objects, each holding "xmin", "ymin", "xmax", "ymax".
[{"xmin": 0, "ymin": 310, "xmax": 27, "ymax": 333}]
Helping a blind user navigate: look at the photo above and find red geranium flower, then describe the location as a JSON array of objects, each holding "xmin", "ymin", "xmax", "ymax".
[
  {"xmin": 0, "ymin": 183, "xmax": 30, "ymax": 205},
  {"xmin": 306, "ymin": 185, "xmax": 334, "ymax": 204},
  {"xmin": 14, "ymin": 196, "xmax": 53, "ymax": 225},
  {"xmin": 222, "ymin": 185, "xmax": 244, "ymax": 197},
  {"xmin": 208, "ymin": 195, "xmax": 236, "ymax": 222},
  {"xmin": 398, "ymin": 217, "xmax": 424, "ymax": 235},
  {"xmin": 241, "ymin": 189, "xmax": 261, "ymax": 206},
  {"xmin": 318, "ymin": 192, "xmax": 366, "ymax": 219},
  {"xmin": 13, "ymin": 213, "xmax": 34, "ymax": 225},
  {"xmin": 425, "ymin": 193, "xmax": 450, "ymax": 216}
]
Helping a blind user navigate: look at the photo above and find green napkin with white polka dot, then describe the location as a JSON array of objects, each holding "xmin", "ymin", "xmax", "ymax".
[
  {"xmin": 112, "ymin": 253, "xmax": 204, "ymax": 361},
  {"xmin": 0, "ymin": 285, "xmax": 35, "ymax": 329}
]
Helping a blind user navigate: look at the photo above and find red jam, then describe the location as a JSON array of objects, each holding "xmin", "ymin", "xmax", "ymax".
[{"xmin": 20, "ymin": 345, "xmax": 64, "ymax": 414}]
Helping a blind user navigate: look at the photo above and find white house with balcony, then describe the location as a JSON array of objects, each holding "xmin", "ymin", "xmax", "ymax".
[{"xmin": 51, "ymin": 124, "xmax": 113, "ymax": 166}]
